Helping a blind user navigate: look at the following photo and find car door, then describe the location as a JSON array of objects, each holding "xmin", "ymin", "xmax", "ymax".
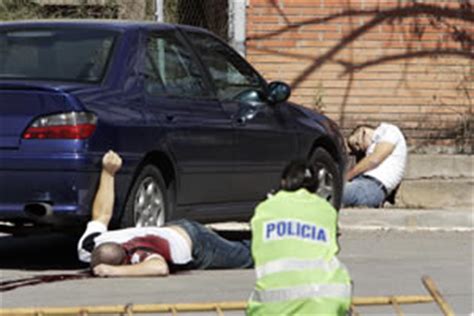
[
  {"xmin": 142, "ymin": 30, "xmax": 235, "ymax": 206},
  {"xmin": 182, "ymin": 30, "xmax": 299, "ymax": 202}
]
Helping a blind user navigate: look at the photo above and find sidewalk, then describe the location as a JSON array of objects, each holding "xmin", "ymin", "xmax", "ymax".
[
  {"xmin": 208, "ymin": 207, "xmax": 473, "ymax": 232},
  {"xmin": 334, "ymin": 154, "xmax": 472, "ymax": 232},
  {"xmin": 339, "ymin": 207, "xmax": 473, "ymax": 232}
]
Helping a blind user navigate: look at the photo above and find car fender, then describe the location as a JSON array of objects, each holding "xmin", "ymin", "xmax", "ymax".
[{"xmin": 286, "ymin": 102, "xmax": 347, "ymax": 172}]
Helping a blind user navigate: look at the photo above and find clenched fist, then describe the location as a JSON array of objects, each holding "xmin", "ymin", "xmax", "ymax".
[{"xmin": 102, "ymin": 150, "xmax": 122, "ymax": 176}]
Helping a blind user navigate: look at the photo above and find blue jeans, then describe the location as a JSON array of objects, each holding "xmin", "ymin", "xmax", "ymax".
[
  {"xmin": 169, "ymin": 219, "xmax": 253, "ymax": 270},
  {"xmin": 342, "ymin": 176, "xmax": 386, "ymax": 208}
]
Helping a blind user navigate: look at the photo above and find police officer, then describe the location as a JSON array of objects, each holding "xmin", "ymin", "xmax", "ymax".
[{"xmin": 247, "ymin": 161, "xmax": 352, "ymax": 315}]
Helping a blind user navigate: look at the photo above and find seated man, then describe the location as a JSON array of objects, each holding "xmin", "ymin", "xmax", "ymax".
[
  {"xmin": 77, "ymin": 150, "xmax": 252, "ymax": 277},
  {"xmin": 343, "ymin": 122, "xmax": 407, "ymax": 208}
]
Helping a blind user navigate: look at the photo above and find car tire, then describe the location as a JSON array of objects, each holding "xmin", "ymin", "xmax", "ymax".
[
  {"xmin": 121, "ymin": 165, "xmax": 169, "ymax": 228},
  {"xmin": 310, "ymin": 147, "xmax": 343, "ymax": 210}
]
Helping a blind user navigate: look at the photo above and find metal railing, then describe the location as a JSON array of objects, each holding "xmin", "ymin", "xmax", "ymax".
[{"xmin": 0, "ymin": 276, "xmax": 455, "ymax": 316}]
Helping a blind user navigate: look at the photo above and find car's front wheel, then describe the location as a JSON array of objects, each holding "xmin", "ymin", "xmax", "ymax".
[
  {"xmin": 121, "ymin": 165, "xmax": 169, "ymax": 228},
  {"xmin": 310, "ymin": 147, "xmax": 343, "ymax": 210}
]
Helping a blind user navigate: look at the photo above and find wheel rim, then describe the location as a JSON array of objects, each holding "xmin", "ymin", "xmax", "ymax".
[
  {"xmin": 133, "ymin": 176, "xmax": 165, "ymax": 227},
  {"xmin": 315, "ymin": 166, "xmax": 334, "ymax": 204}
]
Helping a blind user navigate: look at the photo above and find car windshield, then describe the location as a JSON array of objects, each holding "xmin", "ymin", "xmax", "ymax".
[{"xmin": 0, "ymin": 28, "xmax": 117, "ymax": 83}]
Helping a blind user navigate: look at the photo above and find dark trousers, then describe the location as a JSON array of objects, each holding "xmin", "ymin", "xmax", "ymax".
[{"xmin": 169, "ymin": 219, "xmax": 253, "ymax": 270}]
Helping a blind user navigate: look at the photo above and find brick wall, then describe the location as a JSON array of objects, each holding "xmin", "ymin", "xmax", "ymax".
[{"xmin": 246, "ymin": 0, "xmax": 473, "ymax": 153}]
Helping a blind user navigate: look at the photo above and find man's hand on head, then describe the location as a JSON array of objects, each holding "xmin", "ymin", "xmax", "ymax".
[{"xmin": 102, "ymin": 150, "xmax": 122, "ymax": 176}]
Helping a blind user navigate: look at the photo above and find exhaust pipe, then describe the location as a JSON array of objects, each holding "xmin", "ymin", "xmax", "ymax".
[{"xmin": 24, "ymin": 202, "xmax": 53, "ymax": 218}]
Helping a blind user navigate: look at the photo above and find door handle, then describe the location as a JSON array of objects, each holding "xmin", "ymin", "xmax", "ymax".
[{"xmin": 235, "ymin": 116, "xmax": 247, "ymax": 126}]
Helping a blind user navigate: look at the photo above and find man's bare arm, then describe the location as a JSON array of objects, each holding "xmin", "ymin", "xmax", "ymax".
[
  {"xmin": 93, "ymin": 258, "xmax": 170, "ymax": 277},
  {"xmin": 92, "ymin": 150, "xmax": 122, "ymax": 226},
  {"xmin": 346, "ymin": 142, "xmax": 395, "ymax": 181}
]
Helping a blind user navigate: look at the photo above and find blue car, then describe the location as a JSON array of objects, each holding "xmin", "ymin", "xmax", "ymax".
[{"xmin": 0, "ymin": 20, "xmax": 346, "ymax": 232}]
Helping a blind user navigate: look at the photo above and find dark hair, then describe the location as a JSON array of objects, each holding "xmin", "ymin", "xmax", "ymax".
[
  {"xmin": 347, "ymin": 124, "xmax": 375, "ymax": 159},
  {"xmin": 349, "ymin": 124, "xmax": 375, "ymax": 136},
  {"xmin": 90, "ymin": 242, "xmax": 126, "ymax": 268},
  {"xmin": 280, "ymin": 160, "xmax": 319, "ymax": 192}
]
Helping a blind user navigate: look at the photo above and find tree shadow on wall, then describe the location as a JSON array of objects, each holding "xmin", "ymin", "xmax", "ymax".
[{"xmin": 251, "ymin": 0, "xmax": 473, "ymax": 150}]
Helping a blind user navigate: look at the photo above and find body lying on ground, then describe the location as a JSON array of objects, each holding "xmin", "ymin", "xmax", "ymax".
[{"xmin": 77, "ymin": 150, "xmax": 252, "ymax": 277}]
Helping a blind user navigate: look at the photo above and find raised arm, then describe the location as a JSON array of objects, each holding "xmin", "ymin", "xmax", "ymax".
[
  {"xmin": 77, "ymin": 151, "xmax": 123, "ymax": 263},
  {"xmin": 92, "ymin": 150, "xmax": 123, "ymax": 226}
]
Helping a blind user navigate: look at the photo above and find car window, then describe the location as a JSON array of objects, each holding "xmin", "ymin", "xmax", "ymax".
[
  {"xmin": 145, "ymin": 32, "xmax": 208, "ymax": 98},
  {"xmin": 0, "ymin": 28, "xmax": 116, "ymax": 83},
  {"xmin": 184, "ymin": 30, "xmax": 265, "ymax": 101}
]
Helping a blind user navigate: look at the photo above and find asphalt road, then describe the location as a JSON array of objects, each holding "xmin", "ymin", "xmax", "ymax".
[{"xmin": 0, "ymin": 229, "xmax": 472, "ymax": 315}]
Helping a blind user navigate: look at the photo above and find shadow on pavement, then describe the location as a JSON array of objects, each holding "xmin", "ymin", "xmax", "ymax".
[{"xmin": 0, "ymin": 233, "xmax": 87, "ymax": 270}]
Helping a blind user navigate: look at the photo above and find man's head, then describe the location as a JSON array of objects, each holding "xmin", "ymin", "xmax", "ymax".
[
  {"xmin": 347, "ymin": 124, "xmax": 375, "ymax": 155},
  {"xmin": 280, "ymin": 160, "xmax": 319, "ymax": 192},
  {"xmin": 90, "ymin": 242, "xmax": 126, "ymax": 268}
]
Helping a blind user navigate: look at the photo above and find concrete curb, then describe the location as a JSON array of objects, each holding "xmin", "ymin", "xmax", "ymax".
[
  {"xmin": 339, "ymin": 208, "xmax": 473, "ymax": 232},
  {"xmin": 208, "ymin": 208, "xmax": 473, "ymax": 232},
  {"xmin": 395, "ymin": 154, "xmax": 473, "ymax": 209}
]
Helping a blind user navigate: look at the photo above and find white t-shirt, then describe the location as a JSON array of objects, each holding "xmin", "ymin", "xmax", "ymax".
[
  {"xmin": 364, "ymin": 123, "xmax": 407, "ymax": 192},
  {"xmin": 77, "ymin": 221, "xmax": 192, "ymax": 265}
]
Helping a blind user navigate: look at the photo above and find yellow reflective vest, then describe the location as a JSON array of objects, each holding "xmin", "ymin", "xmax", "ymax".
[{"xmin": 247, "ymin": 189, "xmax": 352, "ymax": 316}]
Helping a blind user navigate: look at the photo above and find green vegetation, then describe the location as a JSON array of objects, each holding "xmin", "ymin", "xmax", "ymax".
[
  {"xmin": 0, "ymin": 0, "xmax": 120, "ymax": 21},
  {"xmin": 0, "ymin": 0, "xmax": 42, "ymax": 20}
]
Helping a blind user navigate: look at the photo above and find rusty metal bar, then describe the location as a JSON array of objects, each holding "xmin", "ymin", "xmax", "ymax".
[
  {"xmin": 0, "ymin": 296, "xmax": 436, "ymax": 316},
  {"xmin": 350, "ymin": 305, "xmax": 361, "ymax": 316},
  {"xmin": 352, "ymin": 295, "xmax": 433, "ymax": 305},
  {"xmin": 215, "ymin": 304, "xmax": 224, "ymax": 316},
  {"xmin": 123, "ymin": 303, "xmax": 133, "ymax": 316},
  {"xmin": 169, "ymin": 305, "xmax": 177, "ymax": 316},
  {"xmin": 422, "ymin": 275, "xmax": 455, "ymax": 316},
  {"xmin": 390, "ymin": 296, "xmax": 404, "ymax": 316},
  {"xmin": 3, "ymin": 274, "xmax": 460, "ymax": 316}
]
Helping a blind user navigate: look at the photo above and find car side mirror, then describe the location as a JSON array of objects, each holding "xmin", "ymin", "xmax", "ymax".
[
  {"xmin": 233, "ymin": 89, "xmax": 267, "ymax": 107},
  {"xmin": 233, "ymin": 89, "xmax": 268, "ymax": 125},
  {"xmin": 267, "ymin": 81, "xmax": 291, "ymax": 104}
]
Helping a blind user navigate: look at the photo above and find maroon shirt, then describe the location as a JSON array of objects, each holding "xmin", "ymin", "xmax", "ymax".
[{"xmin": 121, "ymin": 235, "xmax": 172, "ymax": 264}]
